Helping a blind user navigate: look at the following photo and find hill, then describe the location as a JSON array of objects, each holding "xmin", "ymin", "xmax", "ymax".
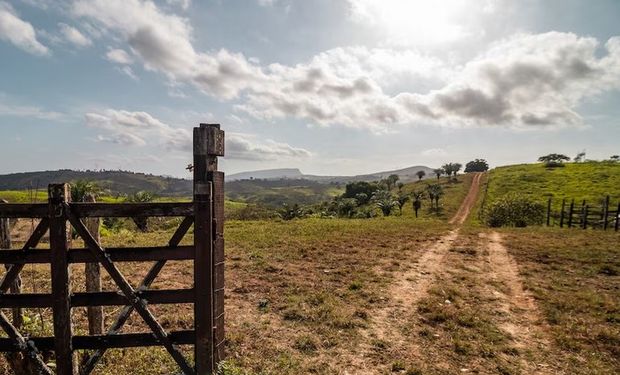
[
  {"xmin": 0, "ymin": 170, "xmax": 191, "ymax": 196},
  {"xmin": 484, "ymin": 162, "xmax": 620, "ymax": 210},
  {"xmin": 227, "ymin": 165, "xmax": 434, "ymax": 182}
]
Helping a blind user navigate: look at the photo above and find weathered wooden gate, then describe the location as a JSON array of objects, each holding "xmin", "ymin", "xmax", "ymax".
[{"xmin": 0, "ymin": 124, "xmax": 225, "ymax": 374}]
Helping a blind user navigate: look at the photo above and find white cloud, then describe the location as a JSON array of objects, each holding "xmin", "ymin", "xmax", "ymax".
[
  {"xmin": 227, "ymin": 133, "xmax": 312, "ymax": 160},
  {"xmin": 106, "ymin": 48, "xmax": 133, "ymax": 64},
  {"xmin": 115, "ymin": 66, "xmax": 138, "ymax": 80},
  {"xmin": 58, "ymin": 23, "xmax": 91, "ymax": 47},
  {"xmin": 0, "ymin": 94, "xmax": 62, "ymax": 119},
  {"xmin": 85, "ymin": 109, "xmax": 312, "ymax": 160},
  {"xmin": 0, "ymin": 2, "xmax": 49, "ymax": 56},
  {"xmin": 71, "ymin": 1, "xmax": 620, "ymax": 131}
]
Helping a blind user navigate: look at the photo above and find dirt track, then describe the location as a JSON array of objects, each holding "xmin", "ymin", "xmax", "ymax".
[{"xmin": 344, "ymin": 172, "xmax": 556, "ymax": 374}]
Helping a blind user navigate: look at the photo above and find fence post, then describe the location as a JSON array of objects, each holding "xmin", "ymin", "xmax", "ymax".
[
  {"xmin": 559, "ymin": 198, "xmax": 566, "ymax": 228},
  {"xmin": 567, "ymin": 199, "xmax": 574, "ymax": 228},
  {"xmin": 582, "ymin": 205, "xmax": 589, "ymax": 229},
  {"xmin": 546, "ymin": 198, "xmax": 552, "ymax": 226},
  {"xmin": 603, "ymin": 196, "xmax": 610, "ymax": 230},
  {"xmin": 48, "ymin": 184, "xmax": 75, "ymax": 375},
  {"xmin": 194, "ymin": 124, "xmax": 225, "ymax": 374},
  {"xmin": 616, "ymin": 203, "xmax": 620, "ymax": 232},
  {"xmin": 84, "ymin": 193, "xmax": 103, "ymax": 335}
]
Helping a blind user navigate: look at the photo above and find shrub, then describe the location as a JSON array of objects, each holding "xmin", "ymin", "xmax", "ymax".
[{"xmin": 484, "ymin": 193, "xmax": 545, "ymax": 227}]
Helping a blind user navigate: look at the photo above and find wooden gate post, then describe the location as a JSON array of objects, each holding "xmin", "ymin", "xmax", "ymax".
[
  {"xmin": 48, "ymin": 184, "xmax": 76, "ymax": 375},
  {"xmin": 84, "ymin": 193, "xmax": 103, "ymax": 335},
  {"xmin": 567, "ymin": 199, "xmax": 575, "ymax": 228},
  {"xmin": 194, "ymin": 124, "xmax": 225, "ymax": 374}
]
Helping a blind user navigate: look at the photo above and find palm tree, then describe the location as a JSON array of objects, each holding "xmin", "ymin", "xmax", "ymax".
[
  {"xmin": 433, "ymin": 168, "xmax": 443, "ymax": 180},
  {"xmin": 126, "ymin": 191, "xmax": 156, "ymax": 231},
  {"xmin": 396, "ymin": 192, "xmax": 409, "ymax": 215},
  {"xmin": 71, "ymin": 180, "xmax": 99, "ymax": 202},
  {"xmin": 372, "ymin": 189, "xmax": 397, "ymax": 216},
  {"xmin": 411, "ymin": 190, "xmax": 424, "ymax": 217},
  {"xmin": 415, "ymin": 170, "xmax": 426, "ymax": 181},
  {"xmin": 426, "ymin": 184, "xmax": 444, "ymax": 210}
]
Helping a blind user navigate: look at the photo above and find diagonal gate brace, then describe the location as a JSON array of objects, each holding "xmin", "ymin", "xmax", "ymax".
[
  {"xmin": 65, "ymin": 205, "xmax": 195, "ymax": 375},
  {"xmin": 79, "ymin": 216, "xmax": 194, "ymax": 375}
]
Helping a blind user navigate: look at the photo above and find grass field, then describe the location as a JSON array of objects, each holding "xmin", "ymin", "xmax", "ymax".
[
  {"xmin": 1, "ymin": 168, "xmax": 619, "ymax": 374},
  {"xmin": 484, "ymin": 162, "xmax": 620, "ymax": 211}
]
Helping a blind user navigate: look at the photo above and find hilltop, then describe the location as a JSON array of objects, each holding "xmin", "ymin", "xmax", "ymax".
[
  {"xmin": 227, "ymin": 165, "xmax": 434, "ymax": 182},
  {"xmin": 484, "ymin": 161, "xmax": 620, "ymax": 210},
  {"xmin": 0, "ymin": 170, "xmax": 191, "ymax": 196}
]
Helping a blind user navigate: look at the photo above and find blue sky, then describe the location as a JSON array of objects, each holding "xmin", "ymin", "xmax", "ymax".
[{"xmin": 1, "ymin": 0, "xmax": 619, "ymax": 177}]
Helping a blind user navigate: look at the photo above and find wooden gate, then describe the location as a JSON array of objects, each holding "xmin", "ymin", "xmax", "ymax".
[{"xmin": 0, "ymin": 124, "xmax": 225, "ymax": 374}]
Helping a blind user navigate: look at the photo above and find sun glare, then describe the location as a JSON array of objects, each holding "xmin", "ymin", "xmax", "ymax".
[{"xmin": 353, "ymin": 0, "xmax": 468, "ymax": 45}]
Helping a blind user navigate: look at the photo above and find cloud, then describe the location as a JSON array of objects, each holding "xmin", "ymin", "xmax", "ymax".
[
  {"xmin": 72, "ymin": 0, "xmax": 264, "ymax": 99},
  {"xmin": 58, "ymin": 23, "xmax": 91, "ymax": 47},
  {"xmin": 115, "ymin": 66, "xmax": 139, "ymax": 80},
  {"xmin": 227, "ymin": 133, "xmax": 312, "ymax": 160},
  {"xmin": 0, "ymin": 2, "xmax": 49, "ymax": 56},
  {"xmin": 71, "ymin": 1, "xmax": 620, "ymax": 131},
  {"xmin": 0, "ymin": 94, "xmax": 63, "ymax": 119},
  {"xmin": 85, "ymin": 109, "xmax": 312, "ymax": 160},
  {"xmin": 106, "ymin": 48, "xmax": 134, "ymax": 64}
]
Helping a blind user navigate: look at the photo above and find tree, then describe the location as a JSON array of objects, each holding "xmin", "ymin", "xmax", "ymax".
[
  {"xmin": 573, "ymin": 151, "xmax": 586, "ymax": 163},
  {"xmin": 538, "ymin": 153, "xmax": 570, "ymax": 168},
  {"xmin": 432, "ymin": 168, "xmax": 443, "ymax": 180},
  {"xmin": 71, "ymin": 180, "xmax": 99, "ymax": 202},
  {"xmin": 342, "ymin": 181, "xmax": 378, "ymax": 205},
  {"xmin": 126, "ymin": 191, "xmax": 156, "ymax": 231},
  {"xmin": 415, "ymin": 170, "xmax": 426, "ymax": 181},
  {"xmin": 396, "ymin": 192, "xmax": 410, "ymax": 215},
  {"xmin": 411, "ymin": 190, "xmax": 424, "ymax": 218},
  {"xmin": 442, "ymin": 163, "xmax": 454, "ymax": 178},
  {"xmin": 609, "ymin": 155, "xmax": 619, "ymax": 162},
  {"xmin": 372, "ymin": 189, "xmax": 397, "ymax": 216},
  {"xmin": 464, "ymin": 159, "xmax": 489, "ymax": 173},
  {"xmin": 452, "ymin": 163, "xmax": 462, "ymax": 177},
  {"xmin": 397, "ymin": 182, "xmax": 404, "ymax": 191},
  {"xmin": 386, "ymin": 174, "xmax": 400, "ymax": 190},
  {"xmin": 426, "ymin": 184, "xmax": 444, "ymax": 210}
]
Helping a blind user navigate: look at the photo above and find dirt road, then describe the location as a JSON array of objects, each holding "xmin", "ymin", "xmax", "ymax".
[{"xmin": 344, "ymin": 172, "xmax": 556, "ymax": 374}]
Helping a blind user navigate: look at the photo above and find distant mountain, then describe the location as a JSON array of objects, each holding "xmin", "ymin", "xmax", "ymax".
[
  {"xmin": 0, "ymin": 170, "xmax": 191, "ymax": 196},
  {"xmin": 0, "ymin": 164, "xmax": 435, "ymax": 199},
  {"xmin": 227, "ymin": 165, "xmax": 434, "ymax": 183},
  {"xmin": 227, "ymin": 168, "xmax": 303, "ymax": 181}
]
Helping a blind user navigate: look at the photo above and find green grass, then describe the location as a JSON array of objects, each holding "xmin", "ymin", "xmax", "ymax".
[{"xmin": 484, "ymin": 162, "xmax": 620, "ymax": 210}]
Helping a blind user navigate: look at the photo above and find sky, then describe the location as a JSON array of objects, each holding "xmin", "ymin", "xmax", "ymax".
[{"xmin": 0, "ymin": 0, "xmax": 619, "ymax": 178}]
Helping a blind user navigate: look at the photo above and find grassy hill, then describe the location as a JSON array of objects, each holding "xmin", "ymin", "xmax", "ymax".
[
  {"xmin": 226, "ymin": 178, "xmax": 343, "ymax": 207},
  {"xmin": 0, "ymin": 170, "xmax": 191, "ymax": 196},
  {"xmin": 483, "ymin": 162, "xmax": 620, "ymax": 211}
]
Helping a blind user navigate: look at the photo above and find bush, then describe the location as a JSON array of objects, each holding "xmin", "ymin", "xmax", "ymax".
[{"xmin": 484, "ymin": 193, "xmax": 545, "ymax": 227}]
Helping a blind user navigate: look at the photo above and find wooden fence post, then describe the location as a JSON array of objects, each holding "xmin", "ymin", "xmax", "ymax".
[
  {"xmin": 48, "ymin": 184, "xmax": 76, "ymax": 375},
  {"xmin": 84, "ymin": 193, "xmax": 103, "ymax": 335},
  {"xmin": 616, "ymin": 203, "xmax": 620, "ymax": 232},
  {"xmin": 567, "ymin": 200, "xmax": 575, "ymax": 228},
  {"xmin": 194, "ymin": 124, "xmax": 225, "ymax": 374},
  {"xmin": 582, "ymin": 205, "xmax": 589, "ymax": 229},
  {"xmin": 546, "ymin": 198, "xmax": 552, "ymax": 226},
  {"xmin": 603, "ymin": 196, "xmax": 610, "ymax": 230},
  {"xmin": 559, "ymin": 198, "xmax": 566, "ymax": 228},
  {"xmin": 0, "ymin": 199, "xmax": 22, "ymax": 328}
]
